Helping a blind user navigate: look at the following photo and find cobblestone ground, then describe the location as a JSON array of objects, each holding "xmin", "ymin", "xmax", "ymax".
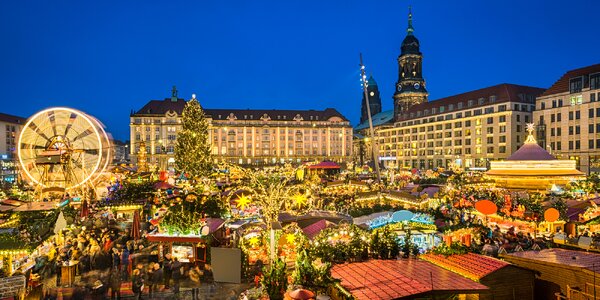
[{"xmin": 28, "ymin": 274, "xmax": 252, "ymax": 300}]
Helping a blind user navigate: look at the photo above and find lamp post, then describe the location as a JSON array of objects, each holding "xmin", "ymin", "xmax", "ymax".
[{"xmin": 359, "ymin": 54, "xmax": 381, "ymax": 182}]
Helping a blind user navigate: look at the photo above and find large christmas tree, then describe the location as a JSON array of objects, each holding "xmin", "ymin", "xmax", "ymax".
[{"xmin": 175, "ymin": 94, "xmax": 213, "ymax": 182}]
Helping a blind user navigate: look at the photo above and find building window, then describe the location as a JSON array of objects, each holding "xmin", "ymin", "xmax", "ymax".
[
  {"xmin": 569, "ymin": 126, "xmax": 574, "ymax": 135},
  {"xmin": 591, "ymin": 73, "xmax": 600, "ymax": 90},
  {"xmin": 570, "ymin": 77, "xmax": 583, "ymax": 93},
  {"xmin": 499, "ymin": 115, "xmax": 506, "ymax": 123},
  {"xmin": 569, "ymin": 111, "xmax": 573, "ymax": 120},
  {"xmin": 557, "ymin": 113, "xmax": 562, "ymax": 122},
  {"xmin": 552, "ymin": 100, "xmax": 556, "ymax": 108},
  {"xmin": 590, "ymin": 124, "xmax": 595, "ymax": 134},
  {"xmin": 569, "ymin": 141, "xmax": 573, "ymax": 150},
  {"xmin": 517, "ymin": 115, "xmax": 521, "ymax": 122},
  {"xmin": 557, "ymin": 128, "xmax": 562, "ymax": 136},
  {"xmin": 592, "ymin": 93, "xmax": 597, "ymax": 102},
  {"xmin": 499, "ymin": 136, "xmax": 506, "ymax": 143},
  {"xmin": 540, "ymin": 102, "xmax": 546, "ymax": 110},
  {"xmin": 576, "ymin": 140, "xmax": 580, "ymax": 150},
  {"xmin": 558, "ymin": 99, "xmax": 563, "ymax": 107},
  {"xmin": 590, "ymin": 140, "xmax": 595, "ymax": 149},
  {"xmin": 570, "ymin": 95, "xmax": 583, "ymax": 105},
  {"xmin": 487, "ymin": 117, "xmax": 493, "ymax": 124},
  {"xmin": 576, "ymin": 110, "xmax": 580, "ymax": 120},
  {"xmin": 576, "ymin": 126, "xmax": 581, "ymax": 135},
  {"xmin": 551, "ymin": 128, "xmax": 555, "ymax": 136},
  {"xmin": 499, "ymin": 146, "xmax": 506, "ymax": 153},
  {"xmin": 487, "ymin": 146, "xmax": 494, "ymax": 154}
]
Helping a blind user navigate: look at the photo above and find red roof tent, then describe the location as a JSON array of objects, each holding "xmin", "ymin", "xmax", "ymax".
[
  {"xmin": 306, "ymin": 161, "xmax": 340, "ymax": 169},
  {"xmin": 331, "ymin": 259, "xmax": 488, "ymax": 300},
  {"xmin": 420, "ymin": 253, "xmax": 509, "ymax": 281},
  {"xmin": 302, "ymin": 219, "xmax": 336, "ymax": 240}
]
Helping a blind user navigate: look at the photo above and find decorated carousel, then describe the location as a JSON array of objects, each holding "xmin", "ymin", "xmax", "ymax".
[{"xmin": 486, "ymin": 123, "xmax": 584, "ymax": 190}]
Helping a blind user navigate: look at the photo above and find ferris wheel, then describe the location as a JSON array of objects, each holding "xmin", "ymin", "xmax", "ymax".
[{"xmin": 17, "ymin": 107, "xmax": 111, "ymax": 193}]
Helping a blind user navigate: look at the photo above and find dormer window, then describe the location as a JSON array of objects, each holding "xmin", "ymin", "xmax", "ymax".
[{"xmin": 570, "ymin": 77, "xmax": 583, "ymax": 93}]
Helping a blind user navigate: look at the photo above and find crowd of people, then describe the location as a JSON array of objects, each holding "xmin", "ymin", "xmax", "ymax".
[{"xmin": 23, "ymin": 203, "xmax": 223, "ymax": 300}]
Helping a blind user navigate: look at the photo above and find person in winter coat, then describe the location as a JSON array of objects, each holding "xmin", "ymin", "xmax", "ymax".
[
  {"xmin": 131, "ymin": 269, "xmax": 144, "ymax": 300},
  {"xmin": 109, "ymin": 267, "xmax": 122, "ymax": 300},
  {"xmin": 162, "ymin": 253, "xmax": 173, "ymax": 289},
  {"xmin": 171, "ymin": 257, "xmax": 183, "ymax": 297},
  {"xmin": 149, "ymin": 263, "xmax": 163, "ymax": 298}
]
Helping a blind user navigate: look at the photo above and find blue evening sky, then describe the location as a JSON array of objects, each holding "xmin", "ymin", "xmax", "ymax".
[{"xmin": 1, "ymin": 0, "xmax": 598, "ymax": 141}]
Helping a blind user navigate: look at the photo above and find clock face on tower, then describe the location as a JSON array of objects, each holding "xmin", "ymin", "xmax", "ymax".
[
  {"xmin": 397, "ymin": 84, "xmax": 402, "ymax": 92},
  {"xmin": 369, "ymin": 91, "xmax": 375, "ymax": 97},
  {"xmin": 414, "ymin": 83, "xmax": 421, "ymax": 90}
]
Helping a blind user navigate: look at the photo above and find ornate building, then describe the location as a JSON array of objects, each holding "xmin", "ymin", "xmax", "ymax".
[
  {"xmin": 360, "ymin": 75, "xmax": 382, "ymax": 124},
  {"xmin": 130, "ymin": 88, "xmax": 353, "ymax": 171},
  {"xmin": 393, "ymin": 8, "xmax": 428, "ymax": 121}
]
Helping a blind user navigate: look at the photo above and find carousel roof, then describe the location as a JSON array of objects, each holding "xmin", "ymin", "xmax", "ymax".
[{"xmin": 506, "ymin": 142, "xmax": 556, "ymax": 161}]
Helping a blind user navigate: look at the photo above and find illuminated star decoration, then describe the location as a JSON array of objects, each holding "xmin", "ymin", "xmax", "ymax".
[
  {"xmin": 292, "ymin": 194, "xmax": 307, "ymax": 207},
  {"xmin": 286, "ymin": 233, "xmax": 296, "ymax": 245},
  {"xmin": 248, "ymin": 236, "xmax": 260, "ymax": 248},
  {"xmin": 235, "ymin": 195, "xmax": 251, "ymax": 210}
]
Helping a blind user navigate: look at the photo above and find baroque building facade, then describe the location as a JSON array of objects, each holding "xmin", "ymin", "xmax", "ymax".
[
  {"xmin": 130, "ymin": 89, "xmax": 352, "ymax": 171},
  {"xmin": 533, "ymin": 63, "xmax": 600, "ymax": 174}
]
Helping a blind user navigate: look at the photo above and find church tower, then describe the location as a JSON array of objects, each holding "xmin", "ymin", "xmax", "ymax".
[
  {"xmin": 393, "ymin": 7, "xmax": 428, "ymax": 121},
  {"xmin": 360, "ymin": 75, "xmax": 382, "ymax": 124}
]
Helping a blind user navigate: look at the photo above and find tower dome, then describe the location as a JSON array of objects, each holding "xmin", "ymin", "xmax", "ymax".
[{"xmin": 401, "ymin": 7, "xmax": 421, "ymax": 55}]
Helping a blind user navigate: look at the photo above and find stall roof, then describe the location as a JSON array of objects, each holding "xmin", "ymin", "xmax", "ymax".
[
  {"xmin": 420, "ymin": 253, "xmax": 510, "ymax": 281},
  {"xmin": 331, "ymin": 259, "xmax": 488, "ymax": 300},
  {"xmin": 12, "ymin": 201, "xmax": 59, "ymax": 211},
  {"xmin": 302, "ymin": 219, "xmax": 336, "ymax": 240},
  {"xmin": 306, "ymin": 161, "xmax": 340, "ymax": 169},
  {"xmin": 504, "ymin": 249, "xmax": 600, "ymax": 273}
]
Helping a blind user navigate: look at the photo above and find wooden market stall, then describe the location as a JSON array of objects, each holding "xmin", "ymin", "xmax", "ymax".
[
  {"xmin": 146, "ymin": 218, "xmax": 225, "ymax": 263},
  {"xmin": 501, "ymin": 249, "xmax": 600, "ymax": 299}
]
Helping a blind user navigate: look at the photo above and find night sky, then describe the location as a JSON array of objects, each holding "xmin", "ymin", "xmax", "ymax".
[{"xmin": 1, "ymin": 0, "xmax": 598, "ymax": 141}]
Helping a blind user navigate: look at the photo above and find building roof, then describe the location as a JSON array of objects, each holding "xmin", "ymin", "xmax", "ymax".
[
  {"xmin": 0, "ymin": 112, "xmax": 26, "ymax": 124},
  {"xmin": 301, "ymin": 219, "xmax": 336, "ymax": 240},
  {"xmin": 132, "ymin": 98, "xmax": 349, "ymax": 122},
  {"xmin": 420, "ymin": 253, "xmax": 510, "ymax": 282},
  {"xmin": 397, "ymin": 83, "xmax": 545, "ymax": 122},
  {"xmin": 331, "ymin": 259, "xmax": 488, "ymax": 300},
  {"xmin": 540, "ymin": 63, "xmax": 600, "ymax": 97},
  {"xmin": 504, "ymin": 249, "xmax": 600, "ymax": 273},
  {"xmin": 354, "ymin": 110, "xmax": 394, "ymax": 131},
  {"xmin": 506, "ymin": 142, "xmax": 556, "ymax": 161}
]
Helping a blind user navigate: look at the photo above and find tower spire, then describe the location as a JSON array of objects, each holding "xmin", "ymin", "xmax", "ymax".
[
  {"xmin": 407, "ymin": 6, "xmax": 414, "ymax": 35},
  {"xmin": 171, "ymin": 86, "xmax": 178, "ymax": 102}
]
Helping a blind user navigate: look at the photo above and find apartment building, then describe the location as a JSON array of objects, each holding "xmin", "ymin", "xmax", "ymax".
[
  {"xmin": 533, "ymin": 63, "xmax": 600, "ymax": 174},
  {"xmin": 377, "ymin": 84, "xmax": 544, "ymax": 170}
]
